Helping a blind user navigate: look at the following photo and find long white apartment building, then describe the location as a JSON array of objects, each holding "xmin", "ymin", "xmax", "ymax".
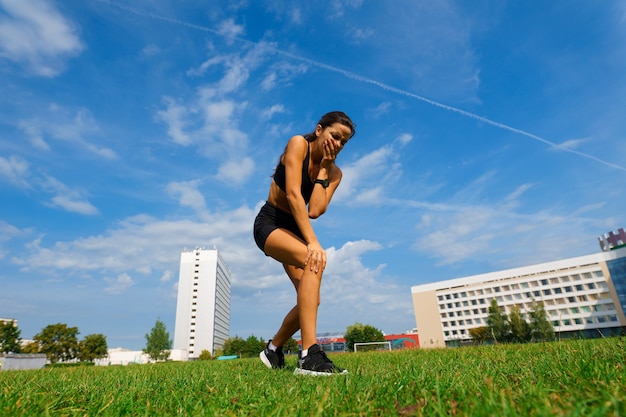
[
  {"xmin": 173, "ymin": 247, "xmax": 231, "ymax": 358},
  {"xmin": 412, "ymin": 229, "xmax": 626, "ymax": 348}
]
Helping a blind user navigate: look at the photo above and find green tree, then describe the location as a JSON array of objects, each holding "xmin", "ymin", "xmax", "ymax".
[
  {"xmin": 22, "ymin": 341, "xmax": 40, "ymax": 354},
  {"xmin": 486, "ymin": 299, "xmax": 510, "ymax": 343},
  {"xmin": 244, "ymin": 335, "xmax": 266, "ymax": 358},
  {"xmin": 468, "ymin": 326, "xmax": 491, "ymax": 345},
  {"xmin": 529, "ymin": 300, "xmax": 555, "ymax": 342},
  {"xmin": 198, "ymin": 349, "xmax": 213, "ymax": 360},
  {"xmin": 344, "ymin": 322, "xmax": 385, "ymax": 352},
  {"xmin": 34, "ymin": 323, "xmax": 80, "ymax": 363},
  {"xmin": 509, "ymin": 305, "xmax": 531, "ymax": 343},
  {"xmin": 223, "ymin": 336, "xmax": 246, "ymax": 357},
  {"xmin": 283, "ymin": 337, "xmax": 299, "ymax": 354},
  {"xmin": 0, "ymin": 321, "xmax": 22, "ymax": 353},
  {"xmin": 143, "ymin": 319, "xmax": 172, "ymax": 361},
  {"xmin": 78, "ymin": 334, "xmax": 108, "ymax": 362}
]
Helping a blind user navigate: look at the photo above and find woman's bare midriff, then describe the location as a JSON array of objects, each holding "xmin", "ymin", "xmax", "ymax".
[{"xmin": 267, "ymin": 181, "xmax": 293, "ymax": 214}]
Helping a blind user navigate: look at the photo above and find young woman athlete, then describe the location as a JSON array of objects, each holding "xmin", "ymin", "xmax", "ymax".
[{"xmin": 253, "ymin": 111, "xmax": 355, "ymax": 375}]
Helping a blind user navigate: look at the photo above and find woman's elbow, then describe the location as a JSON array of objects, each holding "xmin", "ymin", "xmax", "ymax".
[{"xmin": 308, "ymin": 207, "xmax": 326, "ymax": 219}]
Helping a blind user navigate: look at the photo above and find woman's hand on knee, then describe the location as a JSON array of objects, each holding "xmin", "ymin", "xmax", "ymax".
[{"xmin": 304, "ymin": 241, "xmax": 326, "ymax": 273}]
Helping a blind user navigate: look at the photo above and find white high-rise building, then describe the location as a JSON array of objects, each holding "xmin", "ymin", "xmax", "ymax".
[{"xmin": 173, "ymin": 247, "xmax": 231, "ymax": 358}]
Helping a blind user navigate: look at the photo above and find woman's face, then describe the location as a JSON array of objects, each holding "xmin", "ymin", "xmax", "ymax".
[{"xmin": 317, "ymin": 122, "xmax": 353, "ymax": 152}]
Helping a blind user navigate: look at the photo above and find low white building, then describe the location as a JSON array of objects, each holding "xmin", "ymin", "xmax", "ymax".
[
  {"xmin": 95, "ymin": 348, "xmax": 188, "ymax": 366},
  {"xmin": 412, "ymin": 239, "xmax": 626, "ymax": 348},
  {"xmin": 0, "ymin": 353, "xmax": 47, "ymax": 371}
]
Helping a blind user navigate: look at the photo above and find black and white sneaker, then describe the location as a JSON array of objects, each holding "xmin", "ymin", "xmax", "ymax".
[
  {"xmin": 259, "ymin": 340, "xmax": 285, "ymax": 369},
  {"xmin": 294, "ymin": 344, "xmax": 348, "ymax": 376}
]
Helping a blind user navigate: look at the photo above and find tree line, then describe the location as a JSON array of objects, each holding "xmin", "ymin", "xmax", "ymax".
[
  {"xmin": 0, "ymin": 319, "xmax": 176, "ymax": 364},
  {"xmin": 469, "ymin": 299, "xmax": 555, "ymax": 344},
  {"xmin": 221, "ymin": 322, "xmax": 387, "ymax": 357},
  {"xmin": 0, "ymin": 321, "xmax": 108, "ymax": 363}
]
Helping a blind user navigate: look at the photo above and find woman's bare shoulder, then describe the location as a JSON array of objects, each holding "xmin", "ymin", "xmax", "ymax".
[{"xmin": 283, "ymin": 135, "xmax": 308, "ymax": 158}]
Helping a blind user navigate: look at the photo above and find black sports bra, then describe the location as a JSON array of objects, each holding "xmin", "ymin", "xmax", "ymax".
[{"xmin": 273, "ymin": 138, "xmax": 315, "ymax": 203}]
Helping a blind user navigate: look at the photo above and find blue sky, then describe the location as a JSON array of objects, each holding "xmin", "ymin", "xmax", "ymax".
[{"xmin": 1, "ymin": 0, "xmax": 625, "ymax": 350}]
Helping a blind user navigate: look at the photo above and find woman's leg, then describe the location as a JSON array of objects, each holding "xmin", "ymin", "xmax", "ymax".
[
  {"xmin": 264, "ymin": 228, "xmax": 323, "ymax": 350},
  {"xmin": 271, "ymin": 266, "xmax": 300, "ymax": 346}
]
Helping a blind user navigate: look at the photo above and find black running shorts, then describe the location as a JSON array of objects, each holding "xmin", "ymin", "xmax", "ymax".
[{"xmin": 253, "ymin": 202, "xmax": 304, "ymax": 255}]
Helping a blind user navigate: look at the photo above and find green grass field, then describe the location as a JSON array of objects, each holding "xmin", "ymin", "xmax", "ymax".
[{"xmin": 1, "ymin": 337, "xmax": 624, "ymax": 416}]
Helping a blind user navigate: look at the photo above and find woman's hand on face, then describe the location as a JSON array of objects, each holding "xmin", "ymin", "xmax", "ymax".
[
  {"xmin": 322, "ymin": 137, "xmax": 342, "ymax": 161},
  {"xmin": 304, "ymin": 241, "xmax": 326, "ymax": 273}
]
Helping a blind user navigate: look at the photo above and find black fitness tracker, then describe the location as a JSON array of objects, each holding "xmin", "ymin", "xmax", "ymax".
[{"xmin": 314, "ymin": 179, "xmax": 330, "ymax": 188}]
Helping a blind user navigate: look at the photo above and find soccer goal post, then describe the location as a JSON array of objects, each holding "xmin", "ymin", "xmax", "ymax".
[{"xmin": 353, "ymin": 341, "xmax": 392, "ymax": 353}]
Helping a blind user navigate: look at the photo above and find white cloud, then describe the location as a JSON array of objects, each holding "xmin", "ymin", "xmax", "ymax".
[
  {"xmin": 156, "ymin": 98, "xmax": 192, "ymax": 146},
  {"xmin": 411, "ymin": 183, "xmax": 609, "ymax": 268},
  {"xmin": 217, "ymin": 18, "xmax": 244, "ymax": 40},
  {"xmin": 396, "ymin": 133, "xmax": 413, "ymax": 146},
  {"xmin": 260, "ymin": 104, "xmax": 286, "ymax": 120},
  {"xmin": 216, "ymin": 157, "xmax": 254, "ymax": 185},
  {"xmin": 17, "ymin": 122, "xmax": 49, "ymax": 150},
  {"xmin": 334, "ymin": 144, "xmax": 400, "ymax": 204},
  {"xmin": 0, "ymin": 221, "xmax": 22, "ymax": 243},
  {"xmin": 0, "ymin": 155, "xmax": 30, "ymax": 188},
  {"xmin": 166, "ymin": 180, "xmax": 207, "ymax": 215},
  {"xmin": 158, "ymin": 54, "xmax": 255, "ymax": 183},
  {"xmin": 50, "ymin": 195, "xmax": 99, "ymax": 216},
  {"xmin": 104, "ymin": 273, "xmax": 135, "ymax": 294},
  {"xmin": 0, "ymin": 0, "xmax": 83, "ymax": 76},
  {"xmin": 552, "ymin": 137, "xmax": 590, "ymax": 151},
  {"xmin": 160, "ymin": 270, "xmax": 173, "ymax": 283},
  {"xmin": 41, "ymin": 175, "xmax": 99, "ymax": 215},
  {"xmin": 17, "ymin": 107, "xmax": 116, "ymax": 159}
]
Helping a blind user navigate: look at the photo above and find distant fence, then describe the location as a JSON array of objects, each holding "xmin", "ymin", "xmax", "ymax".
[{"xmin": 0, "ymin": 354, "xmax": 47, "ymax": 371}]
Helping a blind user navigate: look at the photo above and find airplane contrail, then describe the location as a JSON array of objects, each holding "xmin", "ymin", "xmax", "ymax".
[{"xmin": 96, "ymin": 0, "xmax": 626, "ymax": 172}]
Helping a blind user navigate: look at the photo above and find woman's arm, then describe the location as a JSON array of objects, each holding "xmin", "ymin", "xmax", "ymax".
[
  {"xmin": 307, "ymin": 162, "xmax": 342, "ymax": 219},
  {"xmin": 283, "ymin": 136, "xmax": 319, "ymax": 247}
]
